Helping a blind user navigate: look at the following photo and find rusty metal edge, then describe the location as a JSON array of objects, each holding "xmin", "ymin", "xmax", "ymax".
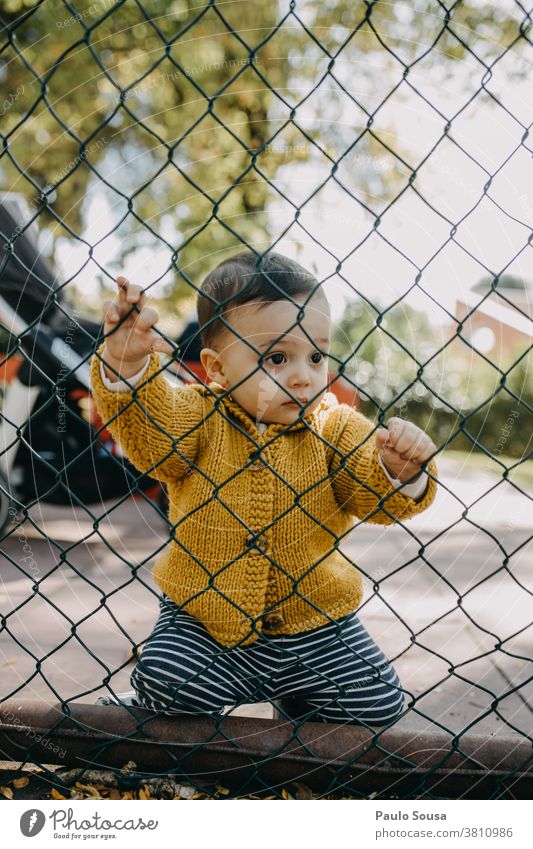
[{"xmin": 0, "ymin": 700, "xmax": 531, "ymax": 798}]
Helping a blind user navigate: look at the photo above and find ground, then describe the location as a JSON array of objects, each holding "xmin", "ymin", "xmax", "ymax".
[{"xmin": 0, "ymin": 453, "xmax": 531, "ymax": 798}]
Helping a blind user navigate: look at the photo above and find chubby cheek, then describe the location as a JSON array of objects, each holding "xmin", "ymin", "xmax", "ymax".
[
  {"xmin": 254, "ymin": 371, "xmax": 286, "ymax": 405},
  {"xmin": 230, "ymin": 371, "xmax": 280, "ymax": 416},
  {"xmin": 307, "ymin": 391, "xmax": 326, "ymax": 415},
  {"xmin": 309, "ymin": 372, "xmax": 328, "ymax": 402}
]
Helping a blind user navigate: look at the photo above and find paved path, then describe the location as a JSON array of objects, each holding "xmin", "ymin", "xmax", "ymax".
[{"xmin": 0, "ymin": 458, "xmax": 530, "ymax": 753}]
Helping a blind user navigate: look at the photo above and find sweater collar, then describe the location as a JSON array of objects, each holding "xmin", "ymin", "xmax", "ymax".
[{"xmin": 191, "ymin": 381, "xmax": 337, "ymax": 437}]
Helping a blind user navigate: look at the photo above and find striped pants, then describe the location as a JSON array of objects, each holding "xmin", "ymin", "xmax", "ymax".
[{"xmin": 130, "ymin": 595, "xmax": 404, "ymax": 727}]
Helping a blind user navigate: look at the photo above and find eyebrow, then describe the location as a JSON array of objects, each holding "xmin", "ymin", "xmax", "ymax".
[{"xmin": 257, "ymin": 337, "xmax": 330, "ymax": 348}]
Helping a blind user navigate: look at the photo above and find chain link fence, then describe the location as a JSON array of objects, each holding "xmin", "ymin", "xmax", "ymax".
[{"xmin": 0, "ymin": 0, "xmax": 531, "ymax": 799}]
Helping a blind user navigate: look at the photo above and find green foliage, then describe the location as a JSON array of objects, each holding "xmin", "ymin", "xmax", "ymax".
[
  {"xmin": 331, "ymin": 297, "xmax": 532, "ymax": 460},
  {"xmin": 0, "ymin": 0, "xmax": 287, "ymax": 301},
  {"xmin": 473, "ymin": 275, "xmax": 530, "ymax": 293},
  {"xmin": 0, "ymin": 0, "xmax": 526, "ymax": 313},
  {"xmin": 268, "ymin": 0, "xmax": 529, "ymax": 214}
]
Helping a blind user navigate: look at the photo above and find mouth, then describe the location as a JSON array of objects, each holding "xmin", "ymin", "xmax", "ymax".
[{"xmin": 283, "ymin": 399, "xmax": 308, "ymax": 407}]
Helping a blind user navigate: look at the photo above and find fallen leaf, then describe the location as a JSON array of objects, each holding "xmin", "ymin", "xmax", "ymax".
[
  {"xmin": 108, "ymin": 789, "xmax": 121, "ymax": 800},
  {"xmin": 281, "ymin": 788, "xmax": 293, "ymax": 800},
  {"xmin": 139, "ymin": 786, "xmax": 151, "ymax": 800},
  {"xmin": 50, "ymin": 788, "xmax": 67, "ymax": 800},
  {"xmin": 143, "ymin": 777, "xmax": 182, "ymax": 799},
  {"xmin": 0, "ymin": 786, "xmax": 13, "ymax": 799},
  {"xmin": 179, "ymin": 785, "xmax": 196, "ymax": 799},
  {"xmin": 215, "ymin": 784, "xmax": 230, "ymax": 796},
  {"xmin": 74, "ymin": 782, "xmax": 101, "ymax": 799},
  {"xmin": 291, "ymin": 782, "xmax": 314, "ymax": 800},
  {"xmin": 120, "ymin": 761, "xmax": 137, "ymax": 775},
  {"xmin": 12, "ymin": 777, "xmax": 30, "ymax": 789}
]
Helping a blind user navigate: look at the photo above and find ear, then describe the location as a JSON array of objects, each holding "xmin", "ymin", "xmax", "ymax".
[{"xmin": 200, "ymin": 347, "xmax": 228, "ymax": 386}]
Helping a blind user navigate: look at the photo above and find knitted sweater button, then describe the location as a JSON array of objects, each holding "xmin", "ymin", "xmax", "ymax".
[
  {"xmin": 262, "ymin": 612, "xmax": 284, "ymax": 629},
  {"xmin": 257, "ymin": 534, "xmax": 268, "ymax": 551},
  {"xmin": 246, "ymin": 533, "xmax": 268, "ymax": 552},
  {"xmin": 248, "ymin": 451, "xmax": 264, "ymax": 471}
]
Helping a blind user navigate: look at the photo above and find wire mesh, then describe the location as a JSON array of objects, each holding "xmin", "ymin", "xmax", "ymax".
[{"xmin": 0, "ymin": 0, "xmax": 531, "ymax": 800}]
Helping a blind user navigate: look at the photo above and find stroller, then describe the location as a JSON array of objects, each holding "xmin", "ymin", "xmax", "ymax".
[
  {"xmin": 0, "ymin": 193, "xmax": 167, "ymax": 537},
  {"xmin": 0, "ymin": 194, "xmax": 360, "ymax": 537}
]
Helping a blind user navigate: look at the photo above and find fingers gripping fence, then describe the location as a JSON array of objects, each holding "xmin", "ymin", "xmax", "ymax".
[{"xmin": 0, "ymin": 0, "xmax": 531, "ymax": 800}]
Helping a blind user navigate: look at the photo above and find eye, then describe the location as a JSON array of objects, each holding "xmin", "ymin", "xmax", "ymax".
[
  {"xmin": 310, "ymin": 351, "xmax": 324, "ymax": 364},
  {"xmin": 265, "ymin": 352, "xmax": 286, "ymax": 367}
]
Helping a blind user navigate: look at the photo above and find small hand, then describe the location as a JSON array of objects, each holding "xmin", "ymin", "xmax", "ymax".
[
  {"xmin": 102, "ymin": 276, "xmax": 174, "ymax": 376},
  {"xmin": 375, "ymin": 417, "xmax": 436, "ymax": 483}
]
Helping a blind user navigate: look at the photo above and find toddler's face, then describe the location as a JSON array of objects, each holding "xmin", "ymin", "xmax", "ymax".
[{"xmin": 200, "ymin": 292, "xmax": 331, "ymax": 425}]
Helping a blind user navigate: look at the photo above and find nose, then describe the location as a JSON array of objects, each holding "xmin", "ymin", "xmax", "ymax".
[{"xmin": 287, "ymin": 362, "xmax": 311, "ymax": 391}]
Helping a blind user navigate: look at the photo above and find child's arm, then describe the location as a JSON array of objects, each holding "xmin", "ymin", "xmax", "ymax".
[
  {"xmin": 329, "ymin": 410, "xmax": 438, "ymax": 524},
  {"xmin": 90, "ymin": 277, "xmax": 204, "ymax": 483}
]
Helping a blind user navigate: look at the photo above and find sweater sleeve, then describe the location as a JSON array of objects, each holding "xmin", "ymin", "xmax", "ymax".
[
  {"xmin": 100, "ymin": 356, "xmax": 151, "ymax": 391},
  {"xmin": 90, "ymin": 342, "xmax": 205, "ymax": 483},
  {"xmin": 328, "ymin": 407, "xmax": 438, "ymax": 524},
  {"xmin": 377, "ymin": 451, "xmax": 429, "ymax": 501}
]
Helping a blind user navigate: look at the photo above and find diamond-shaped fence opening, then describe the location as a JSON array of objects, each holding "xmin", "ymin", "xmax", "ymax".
[{"xmin": 0, "ymin": 1, "xmax": 531, "ymax": 800}]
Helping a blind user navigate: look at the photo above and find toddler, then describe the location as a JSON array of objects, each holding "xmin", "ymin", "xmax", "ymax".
[{"xmin": 90, "ymin": 251, "xmax": 437, "ymax": 727}]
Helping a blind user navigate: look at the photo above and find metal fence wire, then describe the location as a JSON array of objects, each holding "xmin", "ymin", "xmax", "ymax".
[{"xmin": 0, "ymin": 0, "xmax": 532, "ymax": 800}]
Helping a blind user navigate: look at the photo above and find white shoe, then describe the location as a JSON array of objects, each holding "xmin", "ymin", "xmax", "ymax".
[{"xmin": 95, "ymin": 691, "xmax": 141, "ymax": 707}]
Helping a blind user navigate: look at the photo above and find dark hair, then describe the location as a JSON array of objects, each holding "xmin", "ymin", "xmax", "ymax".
[
  {"xmin": 197, "ymin": 251, "xmax": 322, "ymax": 348},
  {"xmin": 176, "ymin": 319, "xmax": 203, "ymax": 361}
]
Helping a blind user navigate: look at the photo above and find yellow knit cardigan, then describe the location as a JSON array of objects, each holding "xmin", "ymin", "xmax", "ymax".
[{"xmin": 90, "ymin": 343, "xmax": 438, "ymax": 646}]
